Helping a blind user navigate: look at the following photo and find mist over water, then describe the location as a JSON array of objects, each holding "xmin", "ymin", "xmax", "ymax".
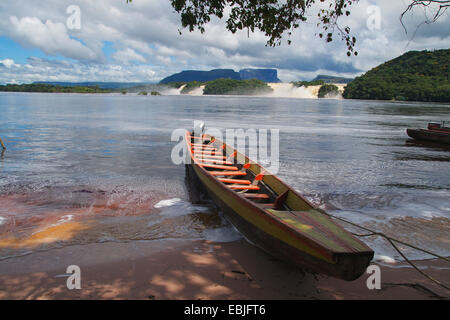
[
  {"xmin": 161, "ymin": 84, "xmax": 186, "ymax": 95},
  {"xmin": 0, "ymin": 92, "xmax": 449, "ymax": 262},
  {"xmin": 267, "ymin": 83, "xmax": 317, "ymax": 99}
]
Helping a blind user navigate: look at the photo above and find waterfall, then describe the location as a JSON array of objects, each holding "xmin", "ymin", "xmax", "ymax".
[
  {"xmin": 187, "ymin": 85, "xmax": 205, "ymax": 96},
  {"xmin": 161, "ymin": 84, "xmax": 186, "ymax": 95},
  {"xmin": 161, "ymin": 84, "xmax": 206, "ymax": 96},
  {"xmin": 159, "ymin": 82, "xmax": 345, "ymax": 98},
  {"xmin": 266, "ymin": 83, "xmax": 318, "ymax": 99}
]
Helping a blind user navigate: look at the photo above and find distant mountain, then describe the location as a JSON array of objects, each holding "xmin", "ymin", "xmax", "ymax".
[
  {"xmin": 312, "ymin": 75, "xmax": 353, "ymax": 84},
  {"xmin": 160, "ymin": 69, "xmax": 240, "ymax": 83},
  {"xmin": 160, "ymin": 68, "xmax": 281, "ymax": 83},
  {"xmin": 34, "ymin": 82, "xmax": 153, "ymax": 89},
  {"xmin": 343, "ymin": 49, "xmax": 450, "ymax": 102},
  {"xmin": 239, "ymin": 69, "xmax": 281, "ymax": 82}
]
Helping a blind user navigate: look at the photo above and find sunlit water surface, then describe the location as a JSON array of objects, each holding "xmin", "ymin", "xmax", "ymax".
[{"xmin": 0, "ymin": 92, "xmax": 449, "ymax": 262}]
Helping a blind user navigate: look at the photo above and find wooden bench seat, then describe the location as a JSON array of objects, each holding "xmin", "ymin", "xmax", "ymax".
[
  {"xmin": 209, "ymin": 171, "xmax": 246, "ymax": 176},
  {"xmin": 218, "ymin": 178, "xmax": 251, "ymax": 185},
  {"xmin": 200, "ymin": 164, "xmax": 238, "ymax": 170},
  {"xmin": 197, "ymin": 159, "xmax": 233, "ymax": 165},
  {"xmin": 228, "ymin": 185, "xmax": 260, "ymax": 191},
  {"xmin": 243, "ymin": 193, "xmax": 270, "ymax": 199}
]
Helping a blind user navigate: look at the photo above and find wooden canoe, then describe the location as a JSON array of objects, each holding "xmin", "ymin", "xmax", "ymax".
[
  {"xmin": 185, "ymin": 131, "xmax": 374, "ymax": 281},
  {"xmin": 407, "ymin": 128, "xmax": 450, "ymax": 145}
]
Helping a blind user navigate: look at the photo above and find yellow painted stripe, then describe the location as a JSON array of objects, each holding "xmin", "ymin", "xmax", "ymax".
[
  {"xmin": 307, "ymin": 209, "xmax": 369, "ymax": 252},
  {"xmin": 268, "ymin": 210, "xmax": 347, "ymax": 252}
]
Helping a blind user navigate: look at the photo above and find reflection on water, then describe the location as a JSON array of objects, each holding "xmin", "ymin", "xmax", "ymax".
[
  {"xmin": 366, "ymin": 102, "xmax": 450, "ymax": 116},
  {"xmin": 0, "ymin": 93, "xmax": 448, "ymax": 261}
]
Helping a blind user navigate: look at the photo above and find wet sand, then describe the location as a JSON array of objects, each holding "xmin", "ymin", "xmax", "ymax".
[{"xmin": 0, "ymin": 239, "xmax": 448, "ymax": 300}]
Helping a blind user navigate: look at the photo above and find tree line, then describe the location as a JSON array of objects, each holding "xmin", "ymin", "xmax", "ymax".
[
  {"xmin": 343, "ymin": 49, "xmax": 450, "ymax": 102},
  {"xmin": 0, "ymin": 83, "xmax": 112, "ymax": 94}
]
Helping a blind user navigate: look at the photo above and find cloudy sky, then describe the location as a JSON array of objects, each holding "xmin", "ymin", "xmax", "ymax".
[{"xmin": 0, "ymin": 0, "xmax": 448, "ymax": 84}]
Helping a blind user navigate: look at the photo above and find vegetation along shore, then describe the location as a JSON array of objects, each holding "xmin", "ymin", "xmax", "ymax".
[{"xmin": 1, "ymin": 49, "xmax": 448, "ymax": 102}]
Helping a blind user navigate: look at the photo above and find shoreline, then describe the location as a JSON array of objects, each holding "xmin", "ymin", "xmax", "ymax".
[
  {"xmin": 1, "ymin": 90, "xmax": 449, "ymax": 104},
  {"xmin": 0, "ymin": 239, "xmax": 448, "ymax": 300}
]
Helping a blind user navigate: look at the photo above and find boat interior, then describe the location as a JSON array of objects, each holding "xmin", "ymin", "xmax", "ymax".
[
  {"xmin": 428, "ymin": 122, "xmax": 450, "ymax": 132},
  {"xmin": 188, "ymin": 132, "xmax": 313, "ymax": 213}
]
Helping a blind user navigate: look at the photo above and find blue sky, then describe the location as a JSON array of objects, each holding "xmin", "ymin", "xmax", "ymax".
[
  {"xmin": 0, "ymin": 0, "xmax": 449, "ymax": 84},
  {"xmin": 0, "ymin": 37, "xmax": 45, "ymax": 64}
]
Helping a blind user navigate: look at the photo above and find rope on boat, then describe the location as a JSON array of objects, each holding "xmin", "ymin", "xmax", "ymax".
[{"xmin": 315, "ymin": 208, "xmax": 450, "ymax": 292}]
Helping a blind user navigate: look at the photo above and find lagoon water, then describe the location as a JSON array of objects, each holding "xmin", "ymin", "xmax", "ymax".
[{"xmin": 0, "ymin": 92, "xmax": 449, "ymax": 262}]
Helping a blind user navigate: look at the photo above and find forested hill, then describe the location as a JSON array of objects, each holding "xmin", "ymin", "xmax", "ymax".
[
  {"xmin": 312, "ymin": 75, "xmax": 353, "ymax": 84},
  {"xmin": 343, "ymin": 49, "xmax": 450, "ymax": 102}
]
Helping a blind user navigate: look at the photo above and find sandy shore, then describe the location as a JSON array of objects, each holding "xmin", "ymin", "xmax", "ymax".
[{"xmin": 0, "ymin": 239, "xmax": 448, "ymax": 300}]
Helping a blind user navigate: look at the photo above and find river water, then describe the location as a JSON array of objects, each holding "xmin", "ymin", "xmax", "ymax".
[{"xmin": 0, "ymin": 92, "xmax": 449, "ymax": 262}]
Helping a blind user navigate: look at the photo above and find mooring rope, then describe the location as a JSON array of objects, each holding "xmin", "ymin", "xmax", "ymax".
[
  {"xmin": 0, "ymin": 137, "xmax": 5, "ymax": 149},
  {"xmin": 315, "ymin": 208, "xmax": 450, "ymax": 292}
]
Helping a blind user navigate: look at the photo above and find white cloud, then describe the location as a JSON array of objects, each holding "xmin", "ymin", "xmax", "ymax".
[
  {"xmin": 9, "ymin": 16, "xmax": 98, "ymax": 61},
  {"xmin": 112, "ymin": 48, "xmax": 146, "ymax": 64},
  {"xmin": 0, "ymin": 58, "xmax": 19, "ymax": 68},
  {"xmin": 0, "ymin": 0, "xmax": 448, "ymax": 83},
  {"xmin": 0, "ymin": 57, "xmax": 158, "ymax": 84}
]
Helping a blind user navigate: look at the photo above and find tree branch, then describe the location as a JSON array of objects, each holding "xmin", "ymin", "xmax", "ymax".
[{"xmin": 400, "ymin": 0, "xmax": 450, "ymax": 34}]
